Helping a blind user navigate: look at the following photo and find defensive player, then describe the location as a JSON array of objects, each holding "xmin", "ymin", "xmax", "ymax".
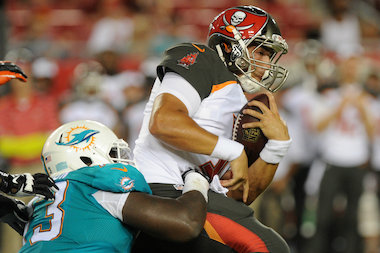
[
  {"xmin": 132, "ymin": 6, "xmax": 292, "ymax": 253},
  {"xmin": 1, "ymin": 120, "xmax": 209, "ymax": 252}
]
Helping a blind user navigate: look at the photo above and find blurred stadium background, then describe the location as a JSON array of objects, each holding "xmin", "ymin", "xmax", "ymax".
[{"xmin": 0, "ymin": 0, "xmax": 380, "ymax": 253}]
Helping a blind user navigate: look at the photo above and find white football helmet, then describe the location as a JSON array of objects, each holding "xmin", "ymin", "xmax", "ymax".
[{"xmin": 41, "ymin": 120, "xmax": 133, "ymax": 177}]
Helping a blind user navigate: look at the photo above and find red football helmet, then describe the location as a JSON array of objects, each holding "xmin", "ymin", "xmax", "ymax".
[{"xmin": 208, "ymin": 6, "xmax": 289, "ymax": 93}]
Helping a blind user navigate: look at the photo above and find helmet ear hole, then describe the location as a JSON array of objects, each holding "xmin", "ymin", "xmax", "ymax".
[{"xmin": 80, "ymin": 156, "xmax": 93, "ymax": 166}]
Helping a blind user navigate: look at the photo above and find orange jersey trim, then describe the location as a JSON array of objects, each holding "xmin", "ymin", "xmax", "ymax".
[
  {"xmin": 205, "ymin": 212, "xmax": 270, "ymax": 253},
  {"xmin": 204, "ymin": 218, "xmax": 225, "ymax": 244},
  {"xmin": 211, "ymin": 81, "xmax": 237, "ymax": 93}
]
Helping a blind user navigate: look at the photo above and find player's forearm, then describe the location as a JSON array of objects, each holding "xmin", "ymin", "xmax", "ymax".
[
  {"xmin": 124, "ymin": 191, "xmax": 207, "ymax": 242},
  {"xmin": 227, "ymin": 158, "xmax": 277, "ymax": 204},
  {"xmin": 149, "ymin": 96, "xmax": 218, "ymax": 155},
  {"xmin": 316, "ymin": 110, "xmax": 339, "ymax": 132},
  {"xmin": 357, "ymin": 103, "xmax": 374, "ymax": 139},
  {"xmin": 248, "ymin": 159, "xmax": 277, "ymax": 201}
]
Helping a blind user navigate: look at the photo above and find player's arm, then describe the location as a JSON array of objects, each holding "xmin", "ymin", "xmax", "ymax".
[
  {"xmin": 150, "ymin": 92, "xmax": 217, "ymax": 153},
  {"xmin": 354, "ymin": 92, "xmax": 374, "ymax": 139},
  {"xmin": 0, "ymin": 170, "xmax": 58, "ymax": 200},
  {"xmin": 0, "ymin": 194, "xmax": 31, "ymax": 235},
  {"xmin": 123, "ymin": 171, "xmax": 209, "ymax": 242},
  {"xmin": 149, "ymin": 73, "xmax": 249, "ymax": 201},
  {"xmin": 227, "ymin": 93, "xmax": 291, "ymax": 204},
  {"xmin": 315, "ymin": 95, "xmax": 348, "ymax": 132},
  {"xmin": 0, "ymin": 61, "xmax": 27, "ymax": 85}
]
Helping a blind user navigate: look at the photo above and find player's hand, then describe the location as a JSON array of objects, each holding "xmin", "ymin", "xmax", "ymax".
[
  {"xmin": 242, "ymin": 92, "xmax": 289, "ymax": 141},
  {"xmin": 220, "ymin": 150, "xmax": 249, "ymax": 203},
  {"xmin": 0, "ymin": 171, "xmax": 58, "ymax": 200},
  {"xmin": 0, "ymin": 195, "xmax": 31, "ymax": 235},
  {"xmin": 0, "ymin": 61, "xmax": 28, "ymax": 85}
]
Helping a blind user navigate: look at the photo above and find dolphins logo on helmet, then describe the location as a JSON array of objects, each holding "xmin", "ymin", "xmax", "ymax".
[
  {"xmin": 56, "ymin": 126, "xmax": 99, "ymax": 152},
  {"xmin": 56, "ymin": 129, "xmax": 99, "ymax": 146}
]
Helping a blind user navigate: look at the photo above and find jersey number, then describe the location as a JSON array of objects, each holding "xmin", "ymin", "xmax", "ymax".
[
  {"xmin": 29, "ymin": 181, "xmax": 68, "ymax": 244},
  {"xmin": 199, "ymin": 160, "xmax": 229, "ymax": 178}
]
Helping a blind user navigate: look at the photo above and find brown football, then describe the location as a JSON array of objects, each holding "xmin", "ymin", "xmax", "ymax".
[{"xmin": 232, "ymin": 92, "xmax": 269, "ymax": 166}]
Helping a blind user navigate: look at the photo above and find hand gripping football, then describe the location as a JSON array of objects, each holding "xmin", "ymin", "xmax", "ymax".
[{"xmin": 232, "ymin": 93, "xmax": 269, "ymax": 166}]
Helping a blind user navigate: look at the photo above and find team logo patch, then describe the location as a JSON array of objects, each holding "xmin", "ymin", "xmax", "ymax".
[
  {"xmin": 56, "ymin": 125, "xmax": 99, "ymax": 152},
  {"xmin": 120, "ymin": 176, "xmax": 135, "ymax": 191},
  {"xmin": 177, "ymin": 52, "xmax": 199, "ymax": 69}
]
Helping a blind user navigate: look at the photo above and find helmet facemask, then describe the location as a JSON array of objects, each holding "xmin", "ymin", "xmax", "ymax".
[
  {"xmin": 108, "ymin": 139, "xmax": 134, "ymax": 166},
  {"xmin": 231, "ymin": 34, "xmax": 289, "ymax": 93}
]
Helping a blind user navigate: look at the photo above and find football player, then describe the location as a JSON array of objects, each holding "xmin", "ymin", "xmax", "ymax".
[
  {"xmin": 1, "ymin": 120, "xmax": 209, "ymax": 252},
  {"xmin": 132, "ymin": 6, "xmax": 292, "ymax": 253}
]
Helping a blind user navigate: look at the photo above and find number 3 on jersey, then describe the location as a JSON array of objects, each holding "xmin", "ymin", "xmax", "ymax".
[{"xmin": 29, "ymin": 181, "xmax": 68, "ymax": 244}]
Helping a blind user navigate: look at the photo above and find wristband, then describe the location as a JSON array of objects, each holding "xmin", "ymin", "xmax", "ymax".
[
  {"xmin": 182, "ymin": 172, "xmax": 209, "ymax": 202},
  {"xmin": 259, "ymin": 139, "xmax": 292, "ymax": 164},
  {"xmin": 211, "ymin": 136, "xmax": 244, "ymax": 161}
]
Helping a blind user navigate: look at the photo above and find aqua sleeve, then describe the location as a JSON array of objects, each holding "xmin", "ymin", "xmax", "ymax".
[{"xmin": 63, "ymin": 164, "xmax": 152, "ymax": 194}]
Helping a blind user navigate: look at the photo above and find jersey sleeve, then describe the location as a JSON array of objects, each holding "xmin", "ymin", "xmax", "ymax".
[
  {"xmin": 157, "ymin": 72, "xmax": 202, "ymax": 116},
  {"xmin": 92, "ymin": 190, "xmax": 129, "ymax": 221},
  {"xmin": 157, "ymin": 42, "xmax": 236, "ymax": 100},
  {"xmin": 64, "ymin": 163, "xmax": 152, "ymax": 194}
]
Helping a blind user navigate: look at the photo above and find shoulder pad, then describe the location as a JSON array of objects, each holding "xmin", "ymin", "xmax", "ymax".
[
  {"xmin": 62, "ymin": 164, "xmax": 152, "ymax": 194},
  {"xmin": 157, "ymin": 43, "xmax": 236, "ymax": 100}
]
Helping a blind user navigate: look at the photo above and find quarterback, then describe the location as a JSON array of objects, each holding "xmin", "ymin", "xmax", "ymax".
[{"xmin": 133, "ymin": 5, "xmax": 292, "ymax": 253}]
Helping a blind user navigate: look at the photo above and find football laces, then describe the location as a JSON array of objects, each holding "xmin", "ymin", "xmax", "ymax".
[{"xmin": 232, "ymin": 113, "xmax": 243, "ymax": 141}]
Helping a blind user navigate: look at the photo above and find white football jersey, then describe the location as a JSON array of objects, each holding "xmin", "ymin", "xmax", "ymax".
[{"xmin": 134, "ymin": 42, "xmax": 247, "ymax": 193}]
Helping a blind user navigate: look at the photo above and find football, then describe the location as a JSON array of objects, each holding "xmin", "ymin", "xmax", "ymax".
[{"xmin": 232, "ymin": 92, "xmax": 269, "ymax": 166}]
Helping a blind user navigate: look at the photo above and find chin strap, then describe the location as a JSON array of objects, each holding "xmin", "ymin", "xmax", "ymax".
[
  {"xmin": 226, "ymin": 25, "xmax": 247, "ymax": 52},
  {"xmin": 215, "ymin": 44, "xmax": 227, "ymax": 67},
  {"xmin": 237, "ymin": 75, "xmax": 263, "ymax": 94}
]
